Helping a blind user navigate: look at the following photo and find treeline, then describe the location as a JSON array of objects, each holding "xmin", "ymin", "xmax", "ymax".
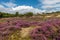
[
  {"xmin": 0, "ymin": 12, "xmax": 33, "ymax": 18},
  {"xmin": 0, "ymin": 11, "xmax": 60, "ymax": 18}
]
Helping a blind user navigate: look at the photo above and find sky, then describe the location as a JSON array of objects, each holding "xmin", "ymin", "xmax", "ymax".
[{"xmin": 0, "ymin": 0, "xmax": 60, "ymax": 13}]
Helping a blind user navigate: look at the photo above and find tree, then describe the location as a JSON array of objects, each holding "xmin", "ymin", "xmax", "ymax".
[
  {"xmin": 15, "ymin": 12, "xmax": 19, "ymax": 17},
  {"xmin": 24, "ymin": 12, "xmax": 33, "ymax": 17},
  {"xmin": 0, "ymin": 12, "xmax": 3, "ymax": 18},
  {"xmin": 19, "ymin": 14, "xmax": 24, "ymax": 17}
]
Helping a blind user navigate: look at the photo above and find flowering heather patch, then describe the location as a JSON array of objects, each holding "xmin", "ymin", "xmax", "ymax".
[
  {"xmin": 0, "ymin": 18, "xmax": 60, "ymax": 40},
  {"xmin": 30, "ymin": 18, "xmax": 60, "ymax": 40},
  {"xmin": 0, "ymin": 19, "xmax": 31, "ymax": 40}
]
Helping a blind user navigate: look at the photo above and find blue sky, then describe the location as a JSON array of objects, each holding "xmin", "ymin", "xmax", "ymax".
[
  {"xmin": 0, "ymin": 0, "xmax": 60, "ymax": 13},
  {"xmin": 0, "ymin": 0, "xmax": 40, "ymax": 9},
  {"xmin": 0, "ymin": 0, "xmax": 40, "ymax": 8}
]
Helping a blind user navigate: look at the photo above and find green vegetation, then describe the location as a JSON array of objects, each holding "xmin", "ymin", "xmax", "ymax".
[
  {"xmin": 0, "ymin": 12, "xmax": 34, "ymax": 18},
  {"xmin": 0, "ymin": 11, "xmax": 60, "ymax": 18},
  {"xmin": 24, "ymin": 12, "xmax": 33, "ymax": 17}
]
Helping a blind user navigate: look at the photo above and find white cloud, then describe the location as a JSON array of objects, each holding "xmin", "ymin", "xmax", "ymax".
[
  {"xmin": 39, "ymin": 0, "xmax": 60, "ymax": 12},
  {"xmin": 12, "ymin": 6, "xmax": 33, "ymax": 10},
  {"xmin": 0, "ymin": 5, "xmax": 13, "ymax": 13},
  {"xmin": 12, "ymin": 5, "xmax": 43, "ymax": 14},
  {"xmin": 2, "ymin": 2, "xmax": 16, "ymax": 8},
  {"xmin": 42, "ymin": 0, "xmax": 60, "ymax": 8},
  {"xmin": 0, "ymin": 5, "xmax": 4, "ymax": 8},
  {"xmin": 0, "ymin": 4, "xmax": 43, "ymax": 14},
  {"xmin": 42, "ymin": 0, "xmax": 60, "ymax": 5}
]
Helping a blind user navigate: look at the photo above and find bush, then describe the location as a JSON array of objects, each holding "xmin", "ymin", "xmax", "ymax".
[{"xmin": 24, "ymin": 12, "xmax": 33, "ymax": 17}]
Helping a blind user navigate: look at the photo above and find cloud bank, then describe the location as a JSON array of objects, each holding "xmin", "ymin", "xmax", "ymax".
[
  {"xmin": 0, "ymin": 2, "xmax": 43, "ymax": 14},
  {"xmin": 40, "ymin": 0, "xmax": 60, "ymax": 12}
]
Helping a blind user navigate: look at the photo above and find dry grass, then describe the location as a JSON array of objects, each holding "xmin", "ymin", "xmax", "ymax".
[{"xmin": 8, "ymin": 26, "xmax": 35, "ymax": 40}]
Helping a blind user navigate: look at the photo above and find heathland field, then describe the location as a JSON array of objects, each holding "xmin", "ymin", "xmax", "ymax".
[{"xmin": 0, "ymin": 12, "xmax": 60, "ymax": 40}]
